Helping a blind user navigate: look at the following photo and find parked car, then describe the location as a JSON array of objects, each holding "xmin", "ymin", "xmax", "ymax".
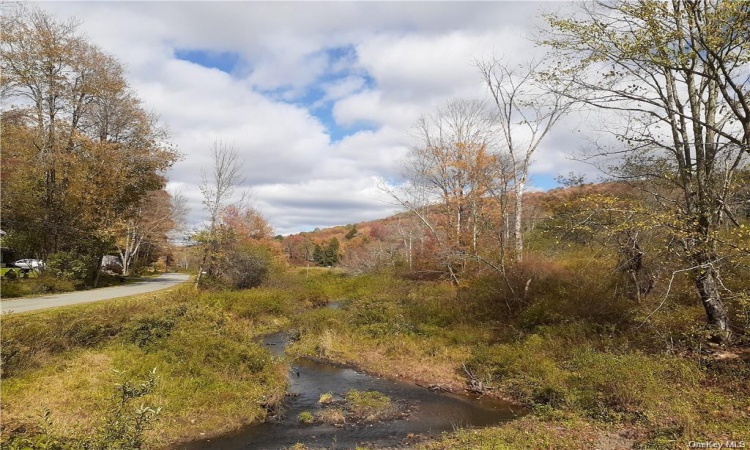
[{"xmin": 13, "ymin": 259, "xmax": 44, "ymax": 270}]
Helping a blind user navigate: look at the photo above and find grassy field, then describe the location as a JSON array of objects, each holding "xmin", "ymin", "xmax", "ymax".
[
  {"xmin": 0, "ymin": 283, "xmax": 294, "ymax": 448},
  {"xmin": 2, "ymin": 266, "xmax": 748, "ymax": 449}
]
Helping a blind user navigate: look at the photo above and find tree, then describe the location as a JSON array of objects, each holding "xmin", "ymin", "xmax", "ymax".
[
  {"xmin": 215, "ymin": 205, "xmax": 276, "ymax": 289},
  {"xmin": 116, "ymin": 190, "xmax": 187, "ymax": 276},
  {"xmin": 386, "ymin": 99, "xmax": 503, "ymax": 282},
  {"xmin": 195, "ymin": 141, "xmax": 246, "ymax": 287},
  {"xmin": 540, "ymin": 187, "xmax": 659, "ymax": 303},
  {"xmin": 543, "ymin": 0, "xmax": 750, "ymax": 342},
  {"xmin": 312, "ymin": 238, "xmax": 340, "ymax": 267},
  {"xmin": 325, "ymin": 237, "xmax": 341, "ymax": 266},
  {"xmin": 221, "ymin": 205, "xmax": 273, "ymax": 241},
  {"xmin": 478, "ymin": 58, "xmax": 574, "ymax": 263},
  {"xmin": 1, "ymin": 5, "xmax": 178, "ymax": 285},
  {"xmin": 344, "ymin": 224, "xmax": 358, "ymax": 240}
]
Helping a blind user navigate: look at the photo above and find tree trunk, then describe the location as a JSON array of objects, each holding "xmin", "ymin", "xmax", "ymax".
[
  {"xmin": 92, "ymin": 254, "xmax": 104, "ymax": 288},
  {"xmin": 693, "ymin": 262, "xmax": 730, "ymax": 344},
  {"xmin": 513, "ymin": 178, "xmax": 525, "ymax": 262}
]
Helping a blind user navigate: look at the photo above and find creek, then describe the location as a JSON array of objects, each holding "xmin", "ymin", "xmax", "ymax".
[{"xmin": 182, "ymin": 332, "xmax": 522, "ymax": 449}]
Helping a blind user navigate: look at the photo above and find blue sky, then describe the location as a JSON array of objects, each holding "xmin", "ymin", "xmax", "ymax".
[
  {"xmin": 41, "ymin": 1, "xmax": 586, "ymax": 234},
  {"xmin": 176, "ymin": 46, "xmax": 380, "ymax": 143},
  {"xmin": 174, "ymin": 49, "xmax": 241, "ymax": 74}
]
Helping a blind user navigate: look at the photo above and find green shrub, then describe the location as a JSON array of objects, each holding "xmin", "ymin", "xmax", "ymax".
[
  {"xmin": 3, "ymin": 370, "xmax": 160, "ymax": 450},
  {"xmin": 91, "ymin": 369, "xmax": 161, "ymax": 449},
  {"xmin": 219, "ymin": 289, "xmax": 295, "ymax": 320},
  {"xmin": 124, "ymin": 306, "xmax": 187, "ymax": 348},
  {"xmin": 0, "ymin": 274, "xmax": 77, "ymax": 299},
  {"xmin": 198, "ymin": 244, "xmax": 274, "ymax": 290},
  {"xmin": 225, "ymin": 246, "xmax": 272, "ymax": 289},
  {"xmin": 293, "ymin": 307, "xmax": 345, "ymax": 336},
  {"xmin": 347, "ymin": 297, "xmax": 414, "ymax": 337},
  {"xmin": 3, "ymin": 269, "xmax": 19, "ymax": 281},
  {"xmin": 403, "ymin": 283, "xmax": 460, "ymax": 328},
  {"xmin": 0, "ymin": 278, "xmax": 25, "ymax": 297},
  {"xmin": 298, "ymin": 411, "xmax": 314, "ymax": 424},
  {"xmin": 0, "ymin": 291, "xmax": 193, "ymax": 377},
  {"xmin": 46, "ymin": 252, "xmax": 95, "ymax": 284},
  {"xmin": 569, "ymin": 350, "xmax": 703, "ymax": 422}
]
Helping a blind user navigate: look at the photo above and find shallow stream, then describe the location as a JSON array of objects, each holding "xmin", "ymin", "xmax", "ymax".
[{"xmin": 182, "ymin": 332, "xmax": 521, "ymax": 449}]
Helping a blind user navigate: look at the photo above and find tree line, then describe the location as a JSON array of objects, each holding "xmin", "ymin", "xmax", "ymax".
[{"xmin": 1, "ymin": 6, "xmax": 182, "ymax": 284}]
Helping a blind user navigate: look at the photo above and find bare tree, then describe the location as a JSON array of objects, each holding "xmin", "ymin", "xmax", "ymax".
[
  {"xmin": 116, "ymin": 189, "xmax": 187, "ymax": 276},
  {"xmin": 195, "ymin": 141, "xmax": 246, "ymax": 288},
  {"xmin": 384, "ymin": 99, "xmax": 501, "ymax": 282},
  {"xmin": 478, "ymin": 58, "xmax": 574, "ymax": 262}
]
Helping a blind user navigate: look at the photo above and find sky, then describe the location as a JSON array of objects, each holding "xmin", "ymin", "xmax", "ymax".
[{"xmin": 39, "ymin": 1, "xmax": 594, "ymax": 236}]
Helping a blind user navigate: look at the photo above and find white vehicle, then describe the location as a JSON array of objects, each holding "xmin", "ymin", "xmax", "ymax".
[{"xmin": 13, "ymin": 259, "xmax": 44, "ymax": 270}]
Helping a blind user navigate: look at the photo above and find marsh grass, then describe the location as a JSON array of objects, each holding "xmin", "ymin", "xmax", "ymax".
[
  {"xmin": 344, "ymin": 389, "xmax": 398, "ymax": 422},
  {"xmin": 297, "ymin": 411, "xmax": 314, "ymax": 424},
  {"xmin": 314, "ymin": 407, "xmax": 347, "ymax": 425},
  {"xmin": 0, "ymin": 284, "xmax": 291, "ymax": 447},
  {"xmin": 284, "ymin": 265, "xmax": 750, "ymax": 448},
  {"xmin": 4, "ymin": 266, "xmax": 748, "ymax": 448},
  {"xmin": 318, "ymin": 392, "xmax": 335, "ymax": 404}
]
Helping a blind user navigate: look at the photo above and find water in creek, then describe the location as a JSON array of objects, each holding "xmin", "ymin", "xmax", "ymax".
[{"xmin": 182, "ymin": 333, "xmax": 522, "ymax": 449}]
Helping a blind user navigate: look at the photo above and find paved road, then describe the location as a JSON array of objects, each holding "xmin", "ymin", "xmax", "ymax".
[{"xmin": 0, "ymin": 272, "xmax": 191, "ymax": 314}]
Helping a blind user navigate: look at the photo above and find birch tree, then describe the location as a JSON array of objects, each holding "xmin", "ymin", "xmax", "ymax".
[
  {"xmin": 116, "ymin": 190, "xmax": 187, "ymax": 276},
  {"xmin": 543, "ymin": 0, "xmax": 750, "ymax": 342},
  {"xmin": 478, "ymin": 59, "xmax": 574, "ymax": 263}
]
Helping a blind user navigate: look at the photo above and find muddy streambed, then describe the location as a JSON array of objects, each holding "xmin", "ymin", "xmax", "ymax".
[{"xmin": 181, "ymin": 333, "xmax": 522, "ymax": 449}]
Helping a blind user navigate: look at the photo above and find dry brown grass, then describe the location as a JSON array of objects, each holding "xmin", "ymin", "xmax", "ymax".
[{"xmin": 1, "ymin": 350, "xmax": 115, "ymax": 437}]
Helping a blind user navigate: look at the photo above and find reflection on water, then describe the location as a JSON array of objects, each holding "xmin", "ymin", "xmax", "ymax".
[{"xmin": 181, "ymin": 333, "xmax": 522, "ymax": 449}]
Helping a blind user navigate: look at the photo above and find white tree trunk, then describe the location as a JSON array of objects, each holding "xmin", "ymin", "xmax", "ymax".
[{"xmin": 514, "ymin": 177, "xmax": 525, "ymax": 262}]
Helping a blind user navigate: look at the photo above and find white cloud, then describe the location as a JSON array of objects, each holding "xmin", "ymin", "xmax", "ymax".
[
  {"xmin": 318, "ymin": 75, "xmax": 367, "ymax": 104},
  {"xmin": 31, "ymin": 1, "xmax": 590, "ymax": 235}
]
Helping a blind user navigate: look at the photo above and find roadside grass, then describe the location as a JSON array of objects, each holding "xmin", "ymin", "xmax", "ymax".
[
  {"xmin": 0, "ymin": 283, "xmax": 291, "ymax": 447},
  {"xmin": 0, "ymin": 272, "xmax": 146, "ymax": 298}
]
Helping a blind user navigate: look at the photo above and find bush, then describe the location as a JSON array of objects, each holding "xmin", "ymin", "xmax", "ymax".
[
  {"xmin": 124, "ymin": 306, "xmax": 187, "ymax": 348},
  {"xmin": 3, "ymin": 370, "xmax": 160, "ymax": 450},
  {"xmin": 403, "ymin": 282, "xmax": 460, "ymax": 328},
  {"xmin": 199, "ymin": 244, "xmax": 273, "ymax": 290},
  {"xmin": 346, "ymin": 296, "xmax": 414, "ymax": 337},
  {"xmin": 46, "ymin": 252, "xmax": 95, "ymax": 284},
  {"xmin": 220, "ymin": 289, "xmax": 294, "ymax": 320},
  {"xmin": 30, "ymin": 274, "xmax": 77, "ymax": 294},
  {"xmin": 1, "ymin": 278, "xmax": 25, "ymax": 298},
  {"xmin": 569, "ymin": 350, "xmax": 703, "ymax": 422},
  {"xmin": 224, "ymin": 247, "xmax": 271, "ymax": 289}
]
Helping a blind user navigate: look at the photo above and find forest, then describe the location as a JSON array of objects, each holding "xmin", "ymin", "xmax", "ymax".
[{"xmin": 1, "ymin": 1, "xmax": 749, "ymax": 449}]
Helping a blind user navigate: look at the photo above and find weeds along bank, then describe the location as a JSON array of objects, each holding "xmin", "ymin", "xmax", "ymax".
[
  {"xmin": 0, "ymin": 269, "xmax": 383, "ymax": 448},
  {"xmin": 0, "ymin": 284, "xmax": 297, "ymax": 448},
  {"xmin": 2, "ymin": 267, "xmax": 748, "ymax": 449},
  {"xmin": 285, "ymin": 267, "xmax": 750, "ymax": 449}
]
